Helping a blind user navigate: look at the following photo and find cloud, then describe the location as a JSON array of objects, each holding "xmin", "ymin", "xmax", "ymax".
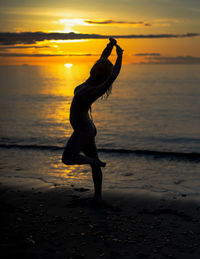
[
  {"xmin": 145, "ymin": 56, "xmax": 200, "ymax": 64},
  {"xmin": 0, "ymin": 53, "xmax": 98, "ymax": 57},
  {"xmin": 0, "ymin": 32, "xmax": 199, "ymax": 45},
  {"xmin": 85, "ymin": 20, "xmax": 151, "ymax": 26},
  {"xmin": 134, "ymin": 53, "xmax": 161, "ymax": 56},
  {"xmin": 0, "ymin": 45, "xmax": 50, "ymax": 49}
]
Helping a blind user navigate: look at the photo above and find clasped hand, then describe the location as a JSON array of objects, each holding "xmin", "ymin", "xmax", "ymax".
[{"xmin": 109, "ymin": 37, "xmax": 123, "ymax": 56}]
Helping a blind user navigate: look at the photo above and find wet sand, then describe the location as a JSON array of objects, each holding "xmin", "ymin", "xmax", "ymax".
[{"xmin": 0, "ymin": 180, "xmax": 200, "ymax": 259}]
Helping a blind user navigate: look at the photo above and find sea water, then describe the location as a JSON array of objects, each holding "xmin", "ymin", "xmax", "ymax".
[{"xmin": 0, "ymin": 63, "xmax": 200, "ymax": 198}]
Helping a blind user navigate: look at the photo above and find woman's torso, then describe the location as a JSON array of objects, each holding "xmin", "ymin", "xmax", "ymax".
[{"xmin": 70, "ymin": 83, "xmax": 95, "ymax": 131}]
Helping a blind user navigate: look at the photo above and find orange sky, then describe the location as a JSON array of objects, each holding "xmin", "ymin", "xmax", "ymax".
[{"xmin": 0, "ymin": 0, "xmax": 200, "ymax": 65}]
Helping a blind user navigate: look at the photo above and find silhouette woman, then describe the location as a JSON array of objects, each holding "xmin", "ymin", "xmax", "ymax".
[{"xmin": 62, "ymin": 38, "xmax": 123, "ymax": 203}]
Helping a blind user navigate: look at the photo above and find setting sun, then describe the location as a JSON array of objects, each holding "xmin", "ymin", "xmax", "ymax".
[
  {"xmin": 58, "ymin": 18, "xmax": 89, "ymax": 33},
  {"xmin": 64, "ymin": 63, "xmax": 73, "ymax": 68}
]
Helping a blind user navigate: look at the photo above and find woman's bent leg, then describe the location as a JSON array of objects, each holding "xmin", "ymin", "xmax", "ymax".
[{"xmin": 62, "ymin": 131, "xmax": 93, "ymax": 165}]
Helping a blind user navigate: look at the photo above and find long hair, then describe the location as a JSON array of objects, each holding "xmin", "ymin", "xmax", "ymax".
[{"xmin": 90, "ymin": 58, "xmax": 113, "ymax": 99}]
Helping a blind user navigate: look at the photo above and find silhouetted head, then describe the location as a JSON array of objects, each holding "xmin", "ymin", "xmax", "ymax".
[
  {"xmin": 90, "ymin": 59, "xmax": 113, "ymax": 98},
  {"xmin": 90, "ymin": 58, "xmax": 113, "ymax": 83}
]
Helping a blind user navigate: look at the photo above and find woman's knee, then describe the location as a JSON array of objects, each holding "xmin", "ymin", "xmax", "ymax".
[{"xmin": 62, "ymin": 152, "xmax": 74, "ymax": 165}]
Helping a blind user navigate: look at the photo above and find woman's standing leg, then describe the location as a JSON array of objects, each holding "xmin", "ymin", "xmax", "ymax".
[
  {"xmin": 63, "ymin": 128, "xmax": 105, "ymax": 202},
  {"xmin": 83, "ymin": 137, "xmax": 104, "ymax": 202},
  {"xmin": 91, "ymin": 164, "xmax": 103, "ymax": 202}
]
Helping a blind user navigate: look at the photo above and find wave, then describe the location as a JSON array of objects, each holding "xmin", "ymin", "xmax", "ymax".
[
  {"xmin": 99, "ymin": 148, "xmax": 200, "ymax": 162},
  {"xmin": 0, "ymin": 143, "xmax": 62, "ymax": 151},
  {"xmin": 0, "ymin": 143, "xmax": 200, "ymax": 162}
]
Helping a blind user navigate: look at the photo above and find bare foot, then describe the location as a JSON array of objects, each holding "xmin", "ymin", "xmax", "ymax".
[
  {"xmin": 93, "ymin": 158, "xmax": 106, "ymax": 167},
  {"xmin": 90, "ymin": 196, "xmax": 103, "ymax": 207}
]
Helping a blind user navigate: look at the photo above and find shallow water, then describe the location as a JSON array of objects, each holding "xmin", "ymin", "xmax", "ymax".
[{"xmin": 0, "ymin": 63, "xmax": 200, "ymax": 198}]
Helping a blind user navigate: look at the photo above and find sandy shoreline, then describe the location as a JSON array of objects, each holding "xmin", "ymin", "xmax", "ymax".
[{"xmin": 0, "ymin": 180, "xmax": 200, "ymax": 259}]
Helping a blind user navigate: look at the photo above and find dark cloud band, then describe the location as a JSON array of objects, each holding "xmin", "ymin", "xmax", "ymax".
[
  {"xmin": 0, "ymin": 53, "xmax": 98, "ymax": 57},
  {"xmin": 85, "ymin": 20, "xmax": 151, "ymax": 26},
  {"xmin": 0, "ymin": 45, "xmax": 50, "ymax": 49},
  {"xmin": 0, "ymin": 32, "xmax": 199, "ymax": 45},
  {"xmin": 146, "ymin": 56, "xmax": 200, "ymax": 64},
  {"xmin": 134, "ymin": 53, "xmax": 161, "ymax": 56}
]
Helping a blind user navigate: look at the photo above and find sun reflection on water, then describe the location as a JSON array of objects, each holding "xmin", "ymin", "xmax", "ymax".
[
  {"xmin": 37, "ymin": 63, "xmax": 91, "ymax": 97},
  {"xmin": 50, "ymin": 159, "xmax": 91, "ymax": 184}
]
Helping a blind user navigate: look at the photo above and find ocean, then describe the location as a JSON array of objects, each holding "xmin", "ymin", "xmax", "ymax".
[{"xmin": 0, "ymin": 63, "xmax": 200, "ymax": 198}]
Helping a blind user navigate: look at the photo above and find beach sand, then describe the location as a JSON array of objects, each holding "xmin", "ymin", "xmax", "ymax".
[{"xmin": 0, "ymin": 178, "xmax": 200, "ymax": 259}]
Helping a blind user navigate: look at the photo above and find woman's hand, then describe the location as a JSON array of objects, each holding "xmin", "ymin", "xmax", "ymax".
[
  {"xmin": 116, "ymin": 44, "xmax": 123, "ymax": 56},
  {"xmin": 100, "ymin": 38, "xmax": 116, "ymax": 59},
  {"xmin": 109, "ymin": 37, "xmax": 117, "ymax": 46}
]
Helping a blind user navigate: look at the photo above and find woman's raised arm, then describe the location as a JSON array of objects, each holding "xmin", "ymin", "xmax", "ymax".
[
  {"xmin": 100, "ymin": 38, "xmax": 117, "ymax": 59},
  {"xmin": 88, "ymin": 44, "xmax": 123, "ymax": 103}
]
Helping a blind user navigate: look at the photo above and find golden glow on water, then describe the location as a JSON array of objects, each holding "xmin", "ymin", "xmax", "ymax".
[
  {"xmin": 34, "ymin": 62, "xmax": 92, "ymax": 139},
  {"xmin": 50, "ymin": 160, "xmax": 90, "ymax": 183},
  {"xmin": 46, "ymin": 100, "xmax": 71, "ymax": 124},
  {"xmin": 37, "ymin": 63, "xmax": 91, "ymax": 96}
]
